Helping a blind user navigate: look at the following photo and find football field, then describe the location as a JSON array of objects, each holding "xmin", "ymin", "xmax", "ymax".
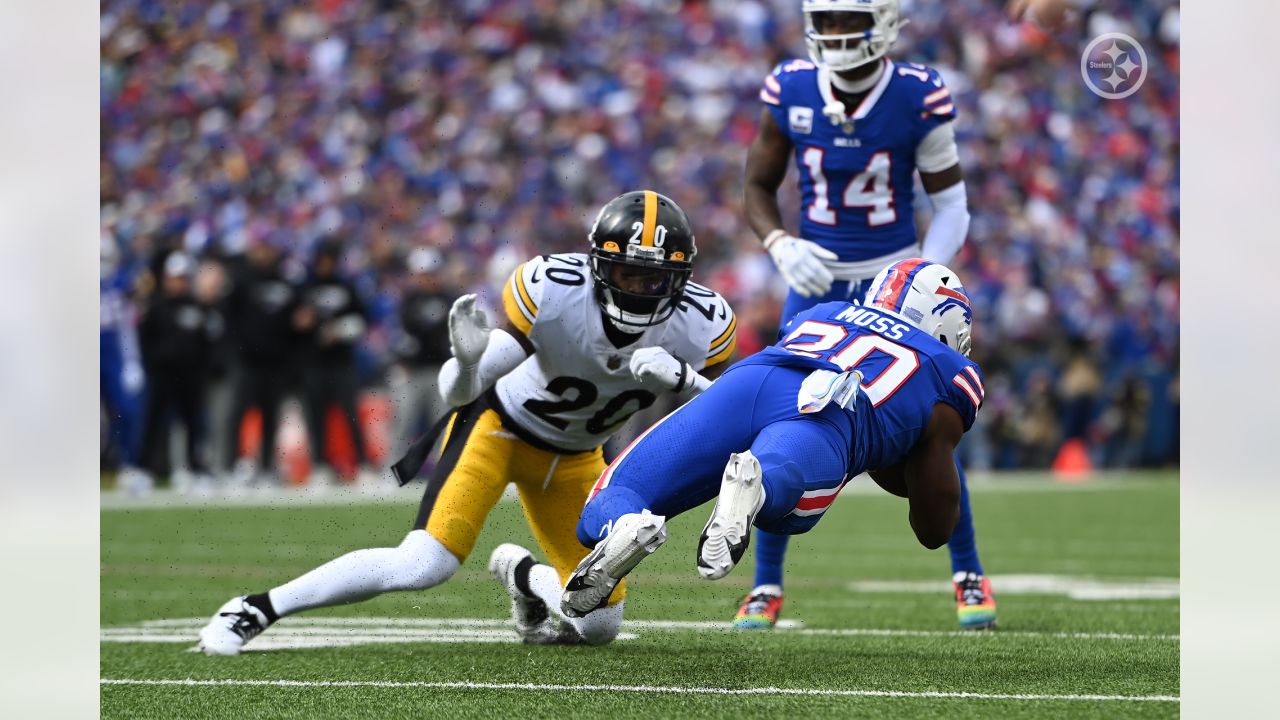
[{"xmin": 101, "ymin": 472, "xmax": 1179, "ymax": 718}]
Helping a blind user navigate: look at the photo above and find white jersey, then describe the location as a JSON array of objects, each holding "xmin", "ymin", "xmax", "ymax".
[{"xmin": 496, "ymin": 252, "xmax": 737, "ymax": 452}]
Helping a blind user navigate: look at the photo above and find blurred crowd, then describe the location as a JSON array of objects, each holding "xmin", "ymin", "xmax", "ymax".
[{"xmin": 100, "ymin": 0, "xmax": 1179, "ymax": 490}]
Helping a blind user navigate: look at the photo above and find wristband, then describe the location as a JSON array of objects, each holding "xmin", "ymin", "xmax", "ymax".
[
  {"xmin": 762, "ymin": 229, "xmax": 787, "ymax": 250},
  {"xmin": 673, "ymin": 355, "xmax": 690, "ymax": 393}
]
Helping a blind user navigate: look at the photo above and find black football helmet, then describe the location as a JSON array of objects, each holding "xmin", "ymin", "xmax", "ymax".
[{"xmin": 588, "ymin": 190, "xmax": 696, "ymax": 328}]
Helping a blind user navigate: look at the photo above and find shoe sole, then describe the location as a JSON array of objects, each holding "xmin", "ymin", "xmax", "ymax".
[
  {"xmin": 562, "ymin": 513, "xmax": 666, "ymax": 618},
  {"xmin": 697, "ymin": 452, "xmax": 764, "ymax": 581}
]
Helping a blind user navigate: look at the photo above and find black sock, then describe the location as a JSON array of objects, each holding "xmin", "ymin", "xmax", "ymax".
[
  {"xmin": 245, "ymin": 592, "xmax": 279, "ymax": 625},
  {"xmin": 513, "ymin": 556, "xmax": 537, "ymax": 598}
]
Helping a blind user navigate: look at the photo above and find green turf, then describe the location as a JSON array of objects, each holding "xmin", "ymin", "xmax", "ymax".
[{"xmin": 101, "ymin": 472, "xmax": 1179, "ymax": 718}]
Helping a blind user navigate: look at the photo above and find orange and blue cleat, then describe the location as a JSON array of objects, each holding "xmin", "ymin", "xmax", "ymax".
[
  {"xmin": 954, "ymin": 571, "xmax": 997, "ymax": 630},
  {"xmin": 733, "ymin": 584, "xmax": 784, "ymax": 629}
]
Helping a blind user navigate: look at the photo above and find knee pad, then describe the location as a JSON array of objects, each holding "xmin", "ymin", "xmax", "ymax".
[{"xmin": 396, "ymin": 530, "xmax": 461, "ymax": 590}]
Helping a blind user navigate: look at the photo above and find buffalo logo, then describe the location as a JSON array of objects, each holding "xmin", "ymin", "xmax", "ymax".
[{"xmin": 931, "ymin": 286, "xmax": 972, "ymax": 322}]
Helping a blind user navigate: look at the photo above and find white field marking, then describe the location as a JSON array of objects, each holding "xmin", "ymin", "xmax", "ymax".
[
  {"xmin": 102, "ymin": 617, "xmax": 1175, "ymax": 651},
  {"xmin": 100, "ymin": 620, "xmax": 637, "ymax": 649},
  {"xmin": 131, "ymin": 617, "xmax": 805, "ymax": 630},
  {"xmin": 98, "ymin": 678, "xmax": 1179, "ymax": 703},
  {"xmin": 99, "ymin": 473, "xmax": 1175, "ymax": 510},
  {"xmin": 797, "ymin": 597, "xmax": 1179, "ymax": 614},
  {"xmin": 849, "ymin": 574, "xmax": 1180, "ymax": 601}
]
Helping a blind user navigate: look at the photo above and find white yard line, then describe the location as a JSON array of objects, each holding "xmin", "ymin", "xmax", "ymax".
[
  {"xmin": 106, "ymin": 617, "xmax": 1178, "ymax": 642},
  {"xmin": 99, "ymin": 678, "xmax": 1178, "ymax": 703}
]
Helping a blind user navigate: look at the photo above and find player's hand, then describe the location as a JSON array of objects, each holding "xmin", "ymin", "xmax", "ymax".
[
  {"xmin": 448, "ymin": 294, "xmax": 490, "ymax": 367},
  {"xmin": 763, "ymin": 230, "xmax": 837, "ymax": 298},
  {"xmin": 629, "ymin": 346, "xmax": 691, "ymax": 392}
]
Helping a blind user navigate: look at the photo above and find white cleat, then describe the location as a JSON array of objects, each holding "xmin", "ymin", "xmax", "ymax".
[
  {"xmin": 562, "ymin": 510, "xmax": 666, "ymax": 618},
  {"xmin": 488, "ymin": 543, "xmax": 554, "ymax": 643},
  {"xmin": 197, "ymin": 596, "xmax": 271, "ymax": 656},
  {"xmin": 697, "ymin": 451, "xmax": 766, "ymax": 581}
]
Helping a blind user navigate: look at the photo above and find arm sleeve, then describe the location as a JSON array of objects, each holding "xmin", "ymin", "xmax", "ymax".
[
  {"xmin": 915, "ymin": 122, "xmax": 960, "ymax": 174},
  {"xmin": 438, "ymin": 328, "xmax": 530, "ymax": 408},
  {"xmin": 920, "ymin": 181, "xmax": 970, "ymax": 265}
]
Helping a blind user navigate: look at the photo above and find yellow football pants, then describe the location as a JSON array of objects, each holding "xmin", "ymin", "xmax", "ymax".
[{"xmin": 414, "ymin": 407, "xmax": 625, "ymax": 604}]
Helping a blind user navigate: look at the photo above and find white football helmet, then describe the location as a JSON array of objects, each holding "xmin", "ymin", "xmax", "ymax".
[
  {"xmin": 864, "ymin": 258, "xmax": 973, "ymax": 356},
  {"xmin": 803, "ymin": 0, "xmax": 906, "ymax": 73}
]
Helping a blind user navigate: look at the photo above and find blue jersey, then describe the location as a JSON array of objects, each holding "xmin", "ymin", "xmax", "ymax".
[
  {"xmin": 760, "ymin": 58, "xmax": 957, "ymax": 262},
  {"xmin": 739, "ymin": 301, "xmax": 984, "ymax": 473}
]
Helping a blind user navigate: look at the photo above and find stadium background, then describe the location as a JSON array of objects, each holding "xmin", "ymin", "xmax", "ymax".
[{"xmin": 99, "ymin": 0, "xmax": 1180, "ymax": 486}]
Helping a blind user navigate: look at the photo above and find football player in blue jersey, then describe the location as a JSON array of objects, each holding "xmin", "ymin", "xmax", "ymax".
[
  {"xmin": 740, "ymin": 0, "xmax": 994, "ymax": 629},
  {"xmin": 556, "ymin": 258, "xmax": 987, "ymax": 622}
]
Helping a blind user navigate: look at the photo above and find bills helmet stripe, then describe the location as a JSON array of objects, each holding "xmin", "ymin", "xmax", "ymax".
[{"xmin": 871, "ymin": 258, "xmax": 931, "ymax": 312}]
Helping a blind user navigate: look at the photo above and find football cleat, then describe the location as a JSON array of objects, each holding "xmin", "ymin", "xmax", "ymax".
[
  {"xmin": 488, "ymin": 543, "xmax": 554, "ymax": 643},
  {"xmin": 197, "ymin": 596, "xmax": 271, "ymax": 656},
  {"xmin": 733, "ymin": 584, "xmax": 784, "ymax": 629},
  {"xmin": 697, "ymin": 452, "xmax": 766, "ymax": 581},
  {"xmin": 954, "ymin": 572, "xmax": 998, "ymax": 630},
  {"xmin": 562, "ymin": 510, "xmax": 667, "ymax": 618}
]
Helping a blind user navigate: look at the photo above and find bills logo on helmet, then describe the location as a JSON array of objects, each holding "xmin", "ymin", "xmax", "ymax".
[{"xmin": 932, "ymin": 285, "xmax": 971, "ymax": 322}]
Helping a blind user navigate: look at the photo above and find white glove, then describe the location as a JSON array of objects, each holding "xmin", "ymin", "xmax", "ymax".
[
  {"xmin": 630, "ymin": 346, "xmax": 693, "ymax": 393},
  {"xmin": 448, "ymin": 294, "xmax": 490, "ymax": 367},
  {"xmin": 763, "ymin": 230, "xmax": 838, "ymax": 298}
]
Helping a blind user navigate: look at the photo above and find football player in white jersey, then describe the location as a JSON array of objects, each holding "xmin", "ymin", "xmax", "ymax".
[{"xmin": 196, "ymin": 191, "xmax": 737, "ymax": 653}]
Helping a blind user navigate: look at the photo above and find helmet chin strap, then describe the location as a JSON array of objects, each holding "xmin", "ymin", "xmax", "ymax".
[
  {"xmin": 817, "ymin": 60, "xmax": 885, "ymax": 125},
  {"xmin": 816, "ymin": 65, "xmax": 849, "ymax": 125}
]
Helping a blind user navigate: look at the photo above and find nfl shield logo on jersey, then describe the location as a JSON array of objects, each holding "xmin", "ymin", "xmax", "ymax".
[
  {"xmin": 789, "ymin": 106, "xmax": 813, "ymax": 134},
  {"xmin": 607, "ymin": 355, "xmax": 623, "ymax": 371}
]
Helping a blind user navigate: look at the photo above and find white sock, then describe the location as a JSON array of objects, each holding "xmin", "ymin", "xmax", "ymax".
[
  {"xmin": 527, "ymin": 563, "xmax": 624, "ymax": 646},
  {"xmin": 268, "ymin": 530, "xmax": 460, "ymax": 617}
]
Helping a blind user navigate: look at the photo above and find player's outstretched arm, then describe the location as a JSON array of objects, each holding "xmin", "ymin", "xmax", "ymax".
[
  {"xmin": 902, "ymin": 403, "xmax": 966, "ymax": 549},
  {"xmin": 437, "ymin": 294, "xmax": 532, "ymax": 407}
]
